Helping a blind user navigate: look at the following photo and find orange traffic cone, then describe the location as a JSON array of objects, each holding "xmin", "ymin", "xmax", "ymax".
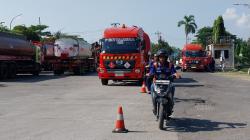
[
  {"xmin": 140, "ymin": 81, "xmax": 147, "ymax": 93},
  {"xmin": 112, "ymin": 106, "xmax": 128, "ymax": 133}
]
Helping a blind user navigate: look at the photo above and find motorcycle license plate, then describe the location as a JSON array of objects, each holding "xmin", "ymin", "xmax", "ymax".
[{"xmin": 155, "ymin": 80, "xmax": 170, "ymax": 85}]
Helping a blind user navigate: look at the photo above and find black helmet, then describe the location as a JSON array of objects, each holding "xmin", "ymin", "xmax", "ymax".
[{"xmin": 156, "ymin": 49, "xmax": 168, "ymax": 57}]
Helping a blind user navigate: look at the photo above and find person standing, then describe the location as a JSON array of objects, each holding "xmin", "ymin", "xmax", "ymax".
[{"xmin": 220, "ymin": 55, "xmax": 225, "ymax": 72}]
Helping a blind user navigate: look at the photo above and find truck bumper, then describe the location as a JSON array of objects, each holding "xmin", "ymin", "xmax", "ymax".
[
  {"xmin": 98, "ymin": 72, "xmax": 143, "ymax": 80},
  {"xmin": 184, "ymin": 64, "xmax": 205, "ymax": 70}
]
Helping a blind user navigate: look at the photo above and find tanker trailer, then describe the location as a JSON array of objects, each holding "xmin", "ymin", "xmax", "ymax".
[
  {"xmin": 52, "ymin": 37, "xmax": 95, "ymax": 75},
  {"xmin": 0, "ymin": 32, "xmax": 41, "ymax": 79}
]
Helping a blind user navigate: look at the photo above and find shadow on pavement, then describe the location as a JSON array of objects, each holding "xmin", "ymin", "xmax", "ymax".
[
  {"xmin": 2, "ymin": 74, "xmax": 68, "ymax": 83},
  {"xmin": 0, "ymin": 72, "xmax": 98, "ymax": 83},
  {"xmin": 0, "ymin": 84, "xmax": 7, "ymax": 87},
  {"xmin": 175, "ymin": 97, "xmax": 206, "ymax": 104},
  {"xmin": 174, "ymin": 84, "xmax": 204, "ymax": 88},
  {"xmin": 166, "ymin": 117, "xmax": 247, "ymax": 132},
  {"xmin": 173, "ymin": 78, "xmax": 204, "ymax": 88},
  {"xmin": 174, "ymin": 78, "xmax": 198, "ymax": 83},
  {"xmin": 108, "ymin": 81, "xmax": 141, "ymax": 87}
]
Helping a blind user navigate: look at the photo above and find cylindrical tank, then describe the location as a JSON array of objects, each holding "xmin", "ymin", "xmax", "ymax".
[
  {"xmin": 0, "ymin": 32, "xmax": 35, "ymax": 56},
  {"xmin": 54, "ymin": 38, "xmax": 92, "ymax": 58}
]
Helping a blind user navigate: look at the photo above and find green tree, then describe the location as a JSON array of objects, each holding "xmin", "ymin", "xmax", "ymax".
[
  {"xmin": 195, "ymin": 26, "xmax": 213, "ymax": 48},
  {"xmin": 212, "ymin": 16, "xmax": 226, "ymax": 43},
  {"xmin": 0, "ymin": 22, "xmax": 9, "ymax": 32},
  {"xmin": 12, "ymin": 24, "xmax": 51, "ymax": 41},
  {"xmin": 12, "ymin": 25, "xmax": 40, "ymax": 41},
  {"xmin": 151, "ymin": 39, "xmax": 173, "ymax": 55},
  {"xmin": 29, "ymin": 25, "xmax": 51, "ymax": 36},
  {"xmin": 178, "ymin": 15, "xmax": 198, "ymax": 44}
]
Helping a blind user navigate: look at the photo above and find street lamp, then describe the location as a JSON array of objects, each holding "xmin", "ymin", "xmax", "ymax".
[
  {"xmin": 9, "ymin": 14, "xmax": 22, "ymax": 30},
  {"xmin": 233, "ymin": 3, "xmax": 250, "ymax": 9}
]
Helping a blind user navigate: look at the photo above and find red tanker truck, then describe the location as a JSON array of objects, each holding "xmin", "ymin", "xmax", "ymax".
[
  {"xmin": 98, "ymin": 24, "xmax": 150, "ymax": 85},
  {"xmin": 0, "ymin": 32, "xmax": 41, "ymax": 79},
  {"xmin": 181, "ymin": 44, "xmax": 211, "ymax": 72}
]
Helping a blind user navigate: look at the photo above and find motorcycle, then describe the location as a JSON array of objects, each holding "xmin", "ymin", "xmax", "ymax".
[{"xmin": 152, "ymin": 75, "xmax": 175, "ymax": 130}]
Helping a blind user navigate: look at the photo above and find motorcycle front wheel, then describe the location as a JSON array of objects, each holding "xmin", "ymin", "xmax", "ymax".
[{"xmin": 159, "ymin": 103, "xmax": 165, "ymax": 130}]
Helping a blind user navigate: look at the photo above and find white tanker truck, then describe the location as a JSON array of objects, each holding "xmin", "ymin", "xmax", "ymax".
[{"xmin": 48, "ymin": 37, "xmax": 95, "ymax": 75}]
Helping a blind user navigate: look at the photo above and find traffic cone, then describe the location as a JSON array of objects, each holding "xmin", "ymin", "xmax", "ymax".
[
  {"xmin": 112, "ymin": 106, "xmax": 128, "ymax": 133},
  {"xmin": 140, "ymin": 81, "xmax": 147, "ymax": 93}
]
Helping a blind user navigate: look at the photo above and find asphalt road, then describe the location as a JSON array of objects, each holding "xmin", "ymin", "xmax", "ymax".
[{"xmin": 0, "ymin": 72, "xmax": 249, "ymax": 140}]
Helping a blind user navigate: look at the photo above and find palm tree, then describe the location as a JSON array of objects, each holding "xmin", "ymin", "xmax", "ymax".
[{"xmin": 178, "ymin": 15, "xmax": 198, "ymax": 44}]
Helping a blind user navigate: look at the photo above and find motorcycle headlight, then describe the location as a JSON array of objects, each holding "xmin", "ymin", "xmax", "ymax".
[{"xmin": 154, "ymin": 84, "xmax": 168, "ymax": 96}]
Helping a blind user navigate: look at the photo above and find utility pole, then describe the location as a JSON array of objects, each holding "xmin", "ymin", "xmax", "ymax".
[
  {"xmin": 155, "ymin": 31, "xmax": 162, "ymax": 41},
  {"xmin": 39, "ymin": 17, "xmax": 41, "ymax": 25}
]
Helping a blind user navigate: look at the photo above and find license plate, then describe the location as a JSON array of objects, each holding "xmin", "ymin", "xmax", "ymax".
[
  {"xmin": 191, "ymin": 64, "xmax": 197, "ymax": 68},
  {"xmin": 114, "ymin": 71, "xmax": 124, "ymax": 77}
]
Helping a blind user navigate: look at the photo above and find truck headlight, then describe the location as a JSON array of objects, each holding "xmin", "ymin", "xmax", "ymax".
[
  {"xmin": 99, "ymin": 68, "xmax": 105, "ymax": 73},
  {"xmin": 135, "ymin": 69, "xmax": 141, "ymax": 73}
]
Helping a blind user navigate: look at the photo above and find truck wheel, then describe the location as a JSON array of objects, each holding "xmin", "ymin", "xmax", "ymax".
[
  {"xmin": 32, "ymin": 63, "xmax": 41, "ymax": 76},
  {"xmin": 8, "ymin": 64, "xmax": 17, "ymax": 78},
  {"xmin": 73, "ymin": 67, "xmax": 84, "ymax": 75},
  {"xmin": 101, "ymin": 79, "xmax": 108, "ymax": 85},
  {"xmin": 181, "ymin": 68, "xmax": 187, "ymax": 72},
  {"xmin": 54, "ymin": 70, "xmax": 64, "ymax": 75},
  {"xmin": 0, "ymin": 63, "xmax": 8, "ymax": 80},
  {"xmin": 137, "ymin": 79, "xmax": 143, "ymax": 86}
]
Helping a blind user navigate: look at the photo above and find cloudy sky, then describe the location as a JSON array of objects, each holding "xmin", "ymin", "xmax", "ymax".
[{"xmin": 0, "ymin": 0, "xmax": 249, "ymax": 47}]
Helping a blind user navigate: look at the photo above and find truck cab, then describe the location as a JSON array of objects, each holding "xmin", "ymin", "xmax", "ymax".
[
  {"xmin": 181, "ymin": 44, "xmax": 211, "ymax": 71},
  {"xmin": 98, "ymin": 25, "xmax": 150, "ymax": 85}
]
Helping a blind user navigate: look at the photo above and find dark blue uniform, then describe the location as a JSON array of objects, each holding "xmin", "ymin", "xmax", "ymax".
[
  {"xmin": 150, "ymin": 61, "xmax": 176, "ymax": 116},
  {"xmin": 149, "ymin": 62, "xmax": 176, "ymax": 80}
]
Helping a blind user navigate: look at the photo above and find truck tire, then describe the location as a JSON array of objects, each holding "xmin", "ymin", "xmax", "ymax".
[
  {"xmin": 0, "ymin": 63, "xmax": 8, "ymax": 80},
  {"xmin": 73, "ymin": 66, "xmax": 84, "ymax": 75},
  {"xmin": 54, "ymin": 70, "xmax": 64, "ymax": 75},
  {"xmin": 137, "ymin": 79, "xmax": 143, "ymax": 86},
  {"xmin": 101, "ymin": 79, "xmax": 108, "ymax": 85},
  {"xmin": 32, "ymin": 63, "xmax": 41, "ymax": 76},
  {"xmin": 8, "ymin": 63, "xmax": 17, "ymax": 78}
]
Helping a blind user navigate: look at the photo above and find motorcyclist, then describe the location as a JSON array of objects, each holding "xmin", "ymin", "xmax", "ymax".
[
  {"xmin": 149, "ymin": 49, "xmax": 177, "ymax": 116},
  {"xmin": 145, "ymin": 54, "xmax": 158, "ymax": 94}
]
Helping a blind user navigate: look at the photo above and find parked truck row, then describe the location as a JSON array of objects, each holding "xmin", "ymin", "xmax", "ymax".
[{"xmin": 0, "ymin": 31, "xmax": 100, "ymax": 80}]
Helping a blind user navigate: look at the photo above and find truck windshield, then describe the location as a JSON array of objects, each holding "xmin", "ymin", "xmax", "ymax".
[
  {"xmin": 185, "ymin": 50, "xmax": 205, "ymax": 57},
  {"xmin": 102, "ymin": 38, "xmax": 139, "ymax": 54}
]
